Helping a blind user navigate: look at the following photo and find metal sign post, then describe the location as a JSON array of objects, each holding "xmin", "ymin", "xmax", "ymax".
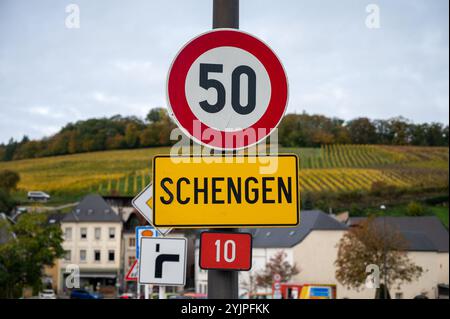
[
  {"xmin": 145, "ymin": 284, "xmax": 150, "ymax": 299},
  {"xmin": 159, "ymin": 286, "xmax": 166, "ymax": 299},
  {"xmin": 208, "ymin": 0, "xmax": 239, "ymax": 299}
]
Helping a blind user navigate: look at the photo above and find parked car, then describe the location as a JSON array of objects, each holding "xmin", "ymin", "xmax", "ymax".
[
  {"xmin": 27, "ymin": 191, "xmax": 51, "ymax": 202},
  {"xmin": 70, "ymin": 289, "xmax": 103, "ymax": 299},
  {"xmin": 39, "ymin": 289, "xmax": 56, "ymax": 299}
]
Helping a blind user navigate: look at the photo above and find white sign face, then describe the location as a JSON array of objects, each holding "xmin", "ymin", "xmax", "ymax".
[
  {"xmin": 138, "ymin": 237, "xmax": 187, "ymax": 286},
  {"xmin": 132, "ymin": 184, "xmax": 172, "ymax": 236},
  {"xmin": 185, "ymin": 46, "xmax": 271, "ymax": 131}
]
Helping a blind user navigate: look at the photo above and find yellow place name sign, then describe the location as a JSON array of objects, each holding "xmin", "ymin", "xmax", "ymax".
[{"xmin": 152, "ymin": 155, "xmax": 299, "ymax": 228}]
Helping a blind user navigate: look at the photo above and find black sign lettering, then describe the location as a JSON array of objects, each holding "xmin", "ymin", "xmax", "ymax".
[
  {"xmin": 160, "ymin": 177, "xmax": 174, "ymax": 204},
  {"xmin": 159, "ymin": 176, "xmax": 293, "ymax": 205}
]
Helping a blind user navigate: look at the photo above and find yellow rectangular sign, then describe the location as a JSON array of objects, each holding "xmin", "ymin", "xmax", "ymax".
[{"xmin": 152, "ymin": 155, "xmax": 299, "ymax": 227}]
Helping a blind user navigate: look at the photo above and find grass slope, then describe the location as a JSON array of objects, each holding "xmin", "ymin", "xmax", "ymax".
[{"xmin": 0, "ymin": 145, "xmax": 448, "ymax": 204}]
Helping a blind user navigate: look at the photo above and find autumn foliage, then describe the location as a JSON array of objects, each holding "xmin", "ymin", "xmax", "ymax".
[{"xmin": 335, "ymin": 216, "xmax": 423, "ymax": 291}]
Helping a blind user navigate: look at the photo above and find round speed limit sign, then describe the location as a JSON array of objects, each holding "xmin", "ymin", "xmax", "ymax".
[{"xmin": 167, "ymin": 29, "xmax": 288, "ymax": 150}]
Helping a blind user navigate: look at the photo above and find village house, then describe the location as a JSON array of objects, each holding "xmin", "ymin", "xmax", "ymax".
[{"xmin": 58, "ymin": 194, "xmax": 122, "ymax": 297}]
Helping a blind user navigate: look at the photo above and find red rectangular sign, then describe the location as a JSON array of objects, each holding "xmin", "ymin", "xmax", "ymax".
[{"xmin": 199, "ymin": 232, "xmax": 252, "ymax": 271}]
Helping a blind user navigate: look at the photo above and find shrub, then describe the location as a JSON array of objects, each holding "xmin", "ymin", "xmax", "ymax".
[
  {"xmin": 406, "ymin": 201, "xmax": 427, "ymax": 216},
  {"xmin": 349, "ymin": 204, "xmax": 364, "ymax": 217}
]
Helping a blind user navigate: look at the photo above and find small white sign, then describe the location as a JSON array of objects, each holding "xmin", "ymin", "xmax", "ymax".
[
  {"xmin": 138, "ymin": 237, "xmax": 187, "ymax": 286},
  {"xmin": 132, "ymin": 183, "xmax": 172, "ymax": 236}
]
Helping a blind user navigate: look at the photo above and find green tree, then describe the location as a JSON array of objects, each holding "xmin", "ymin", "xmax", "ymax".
[
  {"xmin": 0, "ymin": 213, "xmax": 64, "ymax": 298},
  {"xmin": 67, "ymin": 131, "xmax": 80, "ymax": 154},
  {"xmin": 346, "ymin": 117, "xmax": 377, "ymax": 144},
  {"xmin": 0, "ymin": 146, "xmax": 5, "ymax": 161},
  {"xmin": 443, "ymin": 126, "xmax": 449, "ymax": 146},
  {"xmin": 388, "ymin": 117, "xmax": 411, "ymax": 145},
  {"xmin": 146, "ymin": 107, "xmax": 166, "ymax": 123},
  {"xmin": 374, "ymin": 119, "xmax": 392, "ymax": 144},
  {"xmin": 13, "ymin": 140, "xmax": 43, "ymax": 160},
  {"xmin": 125, "ymin": 123, "xmax": 140, "ymax": 148},
  {"xmin": 409, "ymin": 123, "xmax": 428, "ymax": 146},
  {"xmin": 0, "ymin": 170, "xmax": 20, "ymax": 193},
  {"xmin": 47, "ymin": 132, "xmax": 69, "ymax": 155},
  {"xmin": 335, "ymin": 216, "xmax": 423, "ymax": 298},
  {"xmin": 278, "ymin": 114, "xmax": 303, "ymax": 147},
  {"xmin": 425, "ymin": 123, "xmax": 447, "ymax": 146},
  {"xmin": 0, "ymin": 189, "xmax": 16, "ymax": 213},
  {"xmin": 3, "ymin": 138, "xmax": 18, "ymax": 161},
  {"xmin": 139, "ymin": 126, "xmax": 159, "ymax": 147},
  {"xmin": 106, "ymin": 134, "xmax": 127, "ymax": 150}
]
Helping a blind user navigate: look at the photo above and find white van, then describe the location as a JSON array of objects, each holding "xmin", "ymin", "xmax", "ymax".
[{"xmin": 27, "ymin": 191, "xmax": 51, "ymax": 202}]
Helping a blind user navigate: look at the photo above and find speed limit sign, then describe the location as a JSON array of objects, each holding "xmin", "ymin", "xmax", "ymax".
[{"xmin": 167, "ymin": 29, "xmax": 288, "ymax": 150}]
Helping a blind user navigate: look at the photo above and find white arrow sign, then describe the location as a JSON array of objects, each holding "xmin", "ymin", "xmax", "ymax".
[{"xmin": 132, "ymin": 183, "xmax": 172, "ymax": 236}]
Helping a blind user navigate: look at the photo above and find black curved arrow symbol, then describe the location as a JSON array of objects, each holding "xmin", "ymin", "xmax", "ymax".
[{"xmin": 155, "ymin": 254, "xmax": 180, "ymax": 278}]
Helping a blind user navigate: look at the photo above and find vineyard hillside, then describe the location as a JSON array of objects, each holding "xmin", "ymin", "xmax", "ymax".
[{"xmin": 0, "ymin": 145, "xmax": 447, "ymax": 201}]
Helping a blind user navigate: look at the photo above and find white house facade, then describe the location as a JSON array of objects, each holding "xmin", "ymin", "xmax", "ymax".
[{"xmin": 58, "ymin": 194, "xmax": 122, "ymax": 296}]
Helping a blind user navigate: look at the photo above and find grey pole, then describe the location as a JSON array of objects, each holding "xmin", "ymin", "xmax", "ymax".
[
  {"xmin": 213, "ymin": 0, "xmax": 239, "ymax": 29},
  {"xmin": 207, "ymin": 0, "xmax": 240, "ymax": 299}
]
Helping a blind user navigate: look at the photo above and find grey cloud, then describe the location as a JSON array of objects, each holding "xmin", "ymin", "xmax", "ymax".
[{"xmin": 0, "ymin": 0, "xmax": 448, "ymax": 143}]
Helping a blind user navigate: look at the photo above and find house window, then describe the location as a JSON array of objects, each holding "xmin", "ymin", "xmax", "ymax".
[
  {"xmin": 80, "ymin": 228, "xmax": 87, "ymax": 239},
  {"xmin": 395, "ymin": 293, "xmax": 403, "ymax": 299},
  {"xmin": 129, "ymin": 238, "xmax": 136, "ymax": 248},
  {"xmin": 80, "ymin": 250, "xmax": 86, "ymax": 262},
  {"xmin": 109, "ymin": 227, "xmax": 115, "ymax": 239},
  {"xmin": 95, "ymin": 227, "xmax": 101, "ymax": 240},
  {"xmin": 64, "ymin": 227, "xmax": 72, "ymax": 241},
  {"xmin": 64, "ymin": 250, "xmax": 71, "ymax": 261},
  {"xmin": 108, "ymin": 250, "xmax": 115, "ymax": 262},
  {"xmin": 94, "ymin": 250, "xmax": 101, "ymax": 262},
  {"xmin": 128, "ymin": 256, "xmax": 136, "ymax": 267}
]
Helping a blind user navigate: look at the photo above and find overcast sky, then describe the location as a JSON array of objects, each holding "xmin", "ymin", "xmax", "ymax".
[{"xmin": 0, "ymin": 0, "xmax": 448, "ymax": 144}]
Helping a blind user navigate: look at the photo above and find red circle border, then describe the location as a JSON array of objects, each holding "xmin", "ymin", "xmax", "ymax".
[{"xmin": 167, "ymin": 29, "xmax": 288, "ymax": 150}]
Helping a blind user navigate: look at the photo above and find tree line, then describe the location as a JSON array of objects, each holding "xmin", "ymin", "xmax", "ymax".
[
  {"xmin": 279, "ymin": 113, "xmax": 449, "ymax": 147},
  {"xmin": 0, "ymin": 109, "xmax": 448, "ymax": 161},
  {"xmin": 0, "ymin": 108, "xmax": 176, "ymax": 161}
]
